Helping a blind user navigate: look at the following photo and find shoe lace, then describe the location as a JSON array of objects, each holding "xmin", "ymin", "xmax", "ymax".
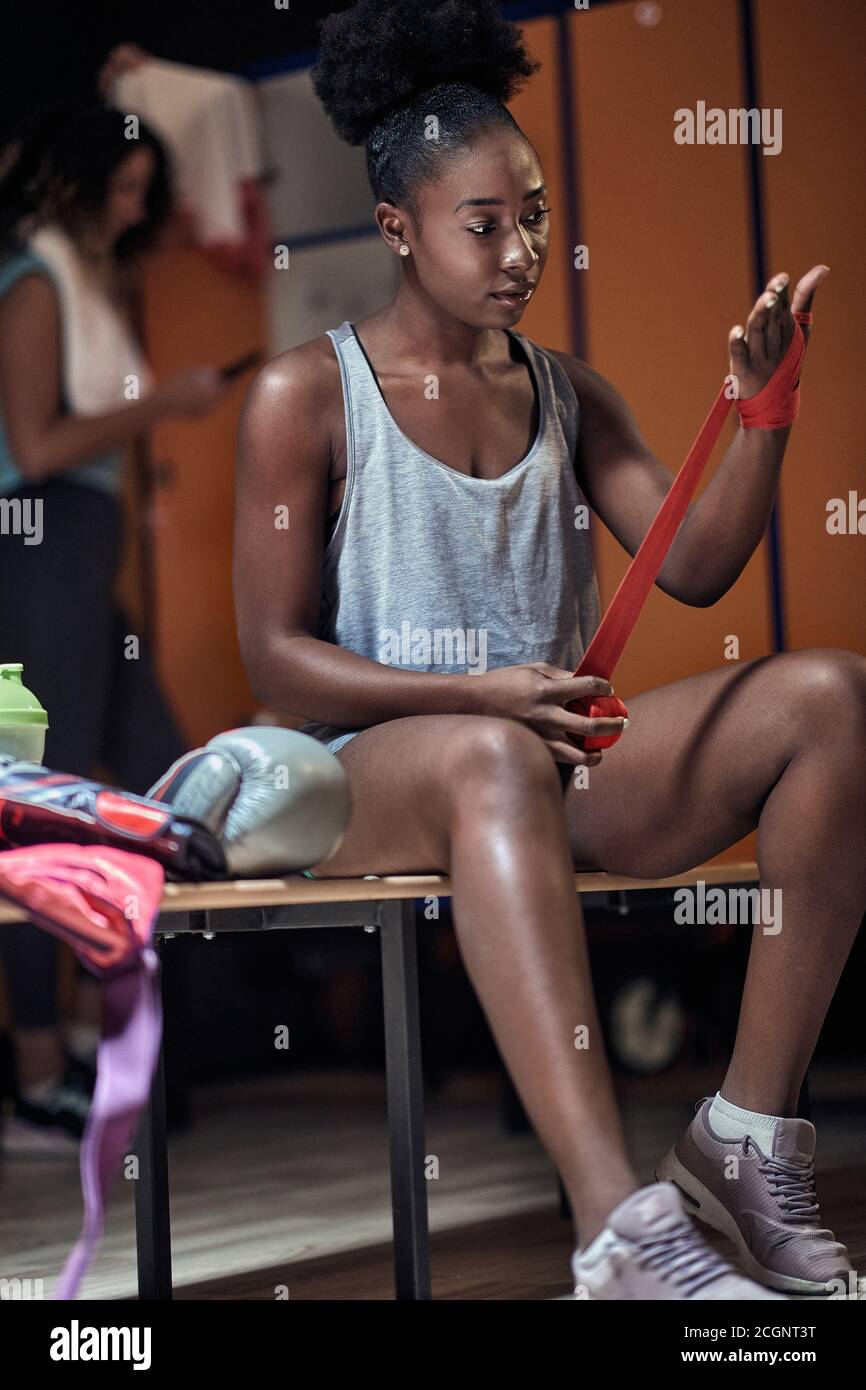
[
  {"xmin": 633, "ymin": 1215, "xmax": 740, "ymax": 1297},
  {"xmin": 743, "ymin": 1136, "xmax": 845, "ymax": 1252}
]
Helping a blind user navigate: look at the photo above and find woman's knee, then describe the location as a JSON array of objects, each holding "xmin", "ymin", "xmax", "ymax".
[
  {"xmin": 785, "ymin": 648, "xmax": 866, "ymax": 736},
  {"xmin": 318, "ymin": 714, "xmax": 560, "ymax": 876},
  {"xmin": 445, "ymin": 715, "xmax": 562, "ymax": 801}
]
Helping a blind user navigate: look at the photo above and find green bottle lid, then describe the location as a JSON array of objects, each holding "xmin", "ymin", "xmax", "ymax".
[{"xmin": 0, "ymin": 663, "xmax": 49, "ymax": 726}]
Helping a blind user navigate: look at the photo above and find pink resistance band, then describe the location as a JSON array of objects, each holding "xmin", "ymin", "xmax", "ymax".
[{"xmin": 570, "ymin": 310, "xmax": 813, "ymax": 750}]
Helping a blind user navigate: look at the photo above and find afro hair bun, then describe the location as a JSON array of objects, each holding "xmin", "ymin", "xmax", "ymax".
[{"xmin": 311, "ymin": 0, "xmax": 540, "ymax": 146}]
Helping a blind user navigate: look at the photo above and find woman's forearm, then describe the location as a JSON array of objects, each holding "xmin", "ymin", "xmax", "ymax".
[
  {"xmin": 672, "ymin": 422, "xmax": 792, "ymax": 604},
  {"xmin": 667, "ymin": 268, "xmax": 827, "ymax": 606},
  {"xmin": 250, "ymin": 633, "xmax": 487, "ymax": 728},
  {"xmin": 19, "ymin": 394, "xmax": 169, "ymax": 481}
]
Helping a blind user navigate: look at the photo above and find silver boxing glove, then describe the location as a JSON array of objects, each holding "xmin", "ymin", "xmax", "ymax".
[{"xmin": 147, "ymin": 727, "xmax": 351, "ymax": 877}]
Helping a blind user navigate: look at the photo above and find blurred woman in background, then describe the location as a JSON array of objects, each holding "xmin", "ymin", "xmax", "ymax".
[{"xmin": 0, "ymin": 104, "xmax": 230, "ymax": 1154}]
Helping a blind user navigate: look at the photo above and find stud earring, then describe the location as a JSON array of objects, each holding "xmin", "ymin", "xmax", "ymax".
[{"xmin": 399, "ymin": 242, "xmax": 410, "ymax": 256}]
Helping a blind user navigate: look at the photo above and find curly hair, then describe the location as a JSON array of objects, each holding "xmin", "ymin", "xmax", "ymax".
[
  {"xmin": 0, "ymin": 103, "xmax": 172, "ymax": 262},
  {"xmin": 311, "ymin": 0, "xmax": 541, "ymax": 229}
]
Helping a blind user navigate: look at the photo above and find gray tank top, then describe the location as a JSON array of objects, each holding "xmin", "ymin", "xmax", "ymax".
[{"xmin": 295, "ymin": 319, "xmax": 601, "ymax": 753}]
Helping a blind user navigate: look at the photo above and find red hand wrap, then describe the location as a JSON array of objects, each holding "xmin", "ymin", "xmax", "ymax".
[
  {"xmin": 569, "ymin": 309, "xmax": 813, "ymax": 751},
  {"xmin": 735, "ymin": 310, "xmax": 812, "ymax": 429}
]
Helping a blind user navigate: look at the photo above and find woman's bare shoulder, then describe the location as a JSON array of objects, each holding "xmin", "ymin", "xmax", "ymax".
[
  {"xmin": 243, "ymin": 331, "xmax": 342, "ymax": 425},
  {"xmin": 238, "ymin": 331, "xmax": 344, "ymax": 483},
  {"xmin": 544, "ymin": 345, "xmax": 640, "ymax": 430},
  {"xmin": 0, "ymin": 266, "xmax": 60, "ymax": 326},
  {"xmin": 544, "ymin": 346, "xmax": 606, "ymax": 398}
]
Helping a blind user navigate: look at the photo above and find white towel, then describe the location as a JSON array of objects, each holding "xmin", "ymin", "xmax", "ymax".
[
  {"xmin": 110, "ymin": 57, "xmax": 263, "ymax": 251},
  {"xmin": 29, "ymin": 226, "xmax": 154, "ymax": 415}
]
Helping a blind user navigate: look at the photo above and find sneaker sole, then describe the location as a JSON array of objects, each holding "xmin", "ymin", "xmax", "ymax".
[{"xmin": 656, "ymin": 1144, "xmax": 838, "ymax": 1296}]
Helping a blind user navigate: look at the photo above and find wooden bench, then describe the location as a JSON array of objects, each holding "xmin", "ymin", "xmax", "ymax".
[{"xmin": 0, "ymin": 859, "xmax": 761, "ymax": 1300}]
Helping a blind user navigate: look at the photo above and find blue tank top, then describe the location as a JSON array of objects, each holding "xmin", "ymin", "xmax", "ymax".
[
  {"xmin": 0, "ymin": 251, "xmax": 122, "ymax": 497},
  {"xmin": 295, "ymin": 321, "xmax": 601, "ymax": 754}
]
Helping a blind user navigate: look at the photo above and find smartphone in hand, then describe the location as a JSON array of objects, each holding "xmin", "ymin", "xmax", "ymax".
[{"xmin": 220, "ymin": 350, "xmax": 264, "ymax": 381}]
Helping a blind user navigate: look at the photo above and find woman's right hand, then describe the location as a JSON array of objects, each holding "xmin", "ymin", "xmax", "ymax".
[
  {"xmin": 155, "ymin": 367, "xmax": 232, "ymax": 419},
  {"xmin": 472, "ymin": 662, "xmax": 626, "ymax": 767}
]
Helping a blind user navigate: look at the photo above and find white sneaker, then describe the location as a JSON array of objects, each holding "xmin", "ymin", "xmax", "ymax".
[{"xmin": 572, "ymin": 1181, "xmax": 788, "ymax": 1299}]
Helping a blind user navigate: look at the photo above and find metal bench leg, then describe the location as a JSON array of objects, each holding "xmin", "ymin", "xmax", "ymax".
[
  {"xmin": 379, "ymin": 899, "xmax": 431, "ymax": 1299},
  {"xmin": 134, "ymin": 948, "xmax": 173, "ymax": 1300}
]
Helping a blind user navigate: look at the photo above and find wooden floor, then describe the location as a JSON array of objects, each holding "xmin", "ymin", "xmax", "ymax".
[{"xmin": 1, "ymin": 1061, "xmax": 863, "ymax": 1300}]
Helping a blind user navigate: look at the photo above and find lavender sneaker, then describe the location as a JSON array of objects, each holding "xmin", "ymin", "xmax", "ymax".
[
  {"xmin": 655, "ymin": 1097, "xmax": 858, "ymax": 1297},
  {"xmin": 572, "ymin": 1181, "xmax": 786, "ymax": 1299}
]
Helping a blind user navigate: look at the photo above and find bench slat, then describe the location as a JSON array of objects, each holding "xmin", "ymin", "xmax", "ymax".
[{"xmin": 0, "ymin": 861, "xmax": 759, "ymax": 923}]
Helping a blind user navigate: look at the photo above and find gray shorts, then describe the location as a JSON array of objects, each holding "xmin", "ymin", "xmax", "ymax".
[
  {"xmin": 325, "ymin": 730, "xmax": 362, "ymax": 756},
  {"xmin": 295, "ymin": 722, "xmax": 362, "ymax": 758}
]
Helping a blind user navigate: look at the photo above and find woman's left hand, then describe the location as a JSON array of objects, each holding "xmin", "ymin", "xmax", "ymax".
[{"xmin": 729, "ymin": 264, "xmax": 829, "ymax": 397}]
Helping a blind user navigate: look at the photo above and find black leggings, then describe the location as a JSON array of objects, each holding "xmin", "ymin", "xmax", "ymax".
[{"xmin": 0, "ymin": 480, "xmax": 186, "ymax": 1028}]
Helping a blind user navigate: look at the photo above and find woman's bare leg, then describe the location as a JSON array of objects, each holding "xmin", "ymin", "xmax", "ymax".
[
  {"xmin": 306, "ymin": 646, "xmax": 865, "ymax": 1250},
  {"xmin": 309, "ymin": 714, "xmax": 640, "ymax": 1246},
  {"xmin": 562, "ymin": 648, "xmax": 866, "ymax": 1118}
]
